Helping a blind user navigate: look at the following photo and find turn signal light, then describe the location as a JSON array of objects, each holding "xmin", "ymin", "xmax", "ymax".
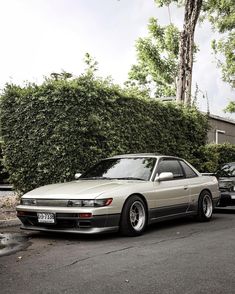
[
  {"xmin": 17, "ymin": 211, "xmax": 25, "ymax": 216},
  {"xmin": 17, "ymin": 211, "xmax": 26, "ymax": 216},
  {"xmin": 104, "ymin": 198, "xmax": 113, "ymax": 206},
  {"xmin": 79, "ymin": 213, "xmax": 92, "ymax": 218}
]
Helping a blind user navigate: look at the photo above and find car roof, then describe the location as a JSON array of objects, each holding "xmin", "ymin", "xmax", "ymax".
[{"xmin": 108, "ymin": 153, "xmax": 182, "ymax": 160}]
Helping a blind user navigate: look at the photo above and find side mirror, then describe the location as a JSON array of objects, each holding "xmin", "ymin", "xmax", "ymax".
[
  {"xmin": 156, "ymin": 172, "xmax": 174, "ymax": 181},
  {"xmin": 75, "ymin": 173, "xmax": 82, "ymax": 180}
]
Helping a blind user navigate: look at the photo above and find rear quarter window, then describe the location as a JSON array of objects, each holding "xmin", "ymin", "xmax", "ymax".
[{"xmin": 180, "ymin": 161, "xmax": 198, "ymax": 178}]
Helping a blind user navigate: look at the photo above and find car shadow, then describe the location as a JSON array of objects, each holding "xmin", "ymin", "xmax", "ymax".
[
  {"xmin": 145, "ymin": 216, "xmax": 196, "ymax": 235},
  {"xmin": 26, "ymin": 217, "xmax": 199, "ymax": 241},
  {"xmin": 214, "ymin": 207, "xmax": 235, "ymax": 214},
  {"xmin": 27, "ymin": 230, "xmax": 120, "ymax": 242}
]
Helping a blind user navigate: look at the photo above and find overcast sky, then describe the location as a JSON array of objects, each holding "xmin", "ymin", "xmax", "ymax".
[{"xmin": 0, "ymin": 0, "xmax": 234, "ymax": 119}]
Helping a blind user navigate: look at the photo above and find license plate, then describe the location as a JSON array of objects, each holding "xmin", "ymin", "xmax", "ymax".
[{"xmin": 37, "ymin": 212, "xmax": 55, "ymax": 224}]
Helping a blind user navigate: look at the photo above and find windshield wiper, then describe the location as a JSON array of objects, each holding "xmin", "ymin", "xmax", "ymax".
[
  {"xmin": 80, "ymin": 176, "xmax": 146, "ymax": 181},
  {"xmin": 114, "ymin": 177, "xmax": 145, "ymax": 181},
  {"xmin": 79, "ymin": 177, "xmax": 114, "ymax": 180}
]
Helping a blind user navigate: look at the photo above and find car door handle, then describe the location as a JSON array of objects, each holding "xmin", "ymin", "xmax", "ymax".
[{"xmin": 184, "ymin": 186, "xmax": 189, "ymax": 190}]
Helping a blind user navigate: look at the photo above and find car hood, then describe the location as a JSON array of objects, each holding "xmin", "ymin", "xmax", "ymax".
[
  {"xmin": 23, "ymin": 179, "xmax": 141, "ymax": 199},
  {"xmin": 218, "ymin": 177, "xmax": 235, "ymax": 190}
]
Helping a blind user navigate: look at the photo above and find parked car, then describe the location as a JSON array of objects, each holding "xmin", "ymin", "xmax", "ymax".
[
  {"xmin": 16, "ymin": 154, "xmax": 220, "ymax": 236},
  {"xmin": 216, "ymin": 162, "xmax": 235, "ymax": 207}
]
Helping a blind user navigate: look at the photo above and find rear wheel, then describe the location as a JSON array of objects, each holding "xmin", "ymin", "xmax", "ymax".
[
  {"xmin": 196, "ymin": 191, "xmax": 213, "ymax": 222},
  {"xmin": 120, "ymin": 196, "xmax": 147, "ymax": 236}
]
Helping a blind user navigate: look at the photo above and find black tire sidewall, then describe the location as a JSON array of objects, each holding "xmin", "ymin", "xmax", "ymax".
[
  {"xmin": 197, "ymin": 191, "xmax": 213, "ymax": 222},
  {"xmin": 120, "ymin": 195, "xmax": 147, "ymax": 236}
]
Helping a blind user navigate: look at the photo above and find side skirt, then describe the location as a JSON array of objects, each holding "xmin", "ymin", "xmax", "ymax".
[{"xmin": 148, "ymin": 210, "xmax": 197, "ymax": 224}]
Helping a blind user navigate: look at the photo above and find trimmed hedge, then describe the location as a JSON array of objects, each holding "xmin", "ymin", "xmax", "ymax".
[
  {"xmin": 193, "ymin": 143, "xmax": 235, "ymax": 173},
  {"xmin": 0, "ymin": 141, "xmax": 9, "ymax": 184},
  {"xmin": 0, "ymin": 75, "xmax": 209, "ymax": 194}
]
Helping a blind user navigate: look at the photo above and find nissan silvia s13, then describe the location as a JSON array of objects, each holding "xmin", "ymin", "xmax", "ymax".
[{"xmin": 16, "ymin": 154, "xmax": 220, "ymax": 236}]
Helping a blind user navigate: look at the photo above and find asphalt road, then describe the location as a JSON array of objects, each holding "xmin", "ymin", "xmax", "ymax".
[{"xmin": 1, "ymin": 208, "xmax": 235, "ymax": 294}]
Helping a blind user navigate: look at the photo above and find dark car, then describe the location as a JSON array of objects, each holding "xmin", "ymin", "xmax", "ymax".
[{"xmin": 217, "ymin": 162, "xmax": 235, "ymax": 207}]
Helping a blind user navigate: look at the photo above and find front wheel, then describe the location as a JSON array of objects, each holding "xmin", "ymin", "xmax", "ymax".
[
  {"xmin": 120, "ymin": 196, "xmax": 147, "ymax": 237},
  {"xmin": 196, "ymin": 191, "xmax": 213, "ymax": 222}
]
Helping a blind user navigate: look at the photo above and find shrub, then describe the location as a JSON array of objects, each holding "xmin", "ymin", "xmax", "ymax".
[
  {"xmin": 194, "ymin": 143, "xmax": 235, "ymax": 173},
  {"xmin": 0, "ymin": 141, "xmax": 9, "ymax": 184},
  {"xmin": 0, "ymin": 75, "xmax": 209, "ymax": 194}
]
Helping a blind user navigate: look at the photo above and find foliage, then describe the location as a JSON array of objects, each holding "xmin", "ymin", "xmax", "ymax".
[
  {"xmin": 154, "ymin": 0, "xmax": 183, "ymax": 6},
  {"xmin": 127, "ymin": 18, "xmax": 179, "ymax": 98},
  {"xmin": 150, "ymin": 1, "xmax": 235, "ymax": 105},
  {"xmin": 203, "ymin": 0, "xmax": 235, "ymax": 90},
  {"xmin": 211, "ymin": 32, "xmax": 235, "ymax": 89},
  {"xmin": 202, "ymin": 0, "xmax": 235, "ymax": 33},
  {"xmin": 224, "ymin": 101, "xmax": 235, "ymax": 113},
  {"xmin": 0, "ymin": 142, "xmax": 9, "ymax": 184},
  {"xmin": 50, "ymin": 71, "xmax": 73, "ymax": 81},
  {"xmin": 129, "ymin": 1, "xmax": 202, "ymax": 105},
  {"xmin": 0, "ymin": 74, "xmax": 209, "ymax": 194},
  {"xmin": 84, "ymin": 52, "xmax": 99, "ymax": 78},
  {"xmin": 192, "ymin": 143, "xmax": 235, "ymax": 172}
]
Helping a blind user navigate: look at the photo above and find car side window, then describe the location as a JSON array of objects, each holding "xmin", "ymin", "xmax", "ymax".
[
  {"xmin": 157, "ymin": 159, "xmax": 184, "ymax": 179},
  {"xmin": 179, "ymin": 161, "xmax": 198, "ymax": 178}
]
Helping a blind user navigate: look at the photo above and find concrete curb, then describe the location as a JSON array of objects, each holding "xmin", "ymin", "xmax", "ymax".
[{"xmin": 0, "ymin": 218, "xmax": 21, "ymax": 228}]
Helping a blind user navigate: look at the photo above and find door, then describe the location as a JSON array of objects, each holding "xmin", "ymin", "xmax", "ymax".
[{"xmin": 150, "ymin": 158, "xmax": 190, "ymax": 220}]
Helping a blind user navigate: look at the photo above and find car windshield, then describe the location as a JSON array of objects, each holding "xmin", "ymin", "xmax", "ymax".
[
  {"xmin": 80, "ymin": 157, "xmax": 156, "ymax": 181},
  {"xmin": 217, "ymin": 163, "xmax": 235, "ymax": 177}
]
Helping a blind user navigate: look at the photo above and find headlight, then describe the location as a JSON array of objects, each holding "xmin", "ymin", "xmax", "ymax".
[
  {"xmin": 68, "ymin": 200, "xmax": 82, "ymax": 207},
  {"xmin": 68, "ymin": 198, "xmax": 113, "ymax": 207},
  {"xmin": 229, "ymin": 186, "xmax": 235, "ymax": 192},
  {"xmin": 82, "ymin": 200, "xmax": 95, "ymax": 207},
  {"xmin": 21, "ymin": 199, "xmax": 36, "ymax": 205}
]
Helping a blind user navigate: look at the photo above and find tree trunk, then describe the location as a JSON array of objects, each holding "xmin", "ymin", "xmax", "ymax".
[{"xmin": 176, "ymin": 0, "xmax": 203, "ymax": 105}]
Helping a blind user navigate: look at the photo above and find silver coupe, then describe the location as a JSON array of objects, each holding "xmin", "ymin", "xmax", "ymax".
[{"xmin": 16, "ymin": 154, "xmax": 220, "ymax": 236}]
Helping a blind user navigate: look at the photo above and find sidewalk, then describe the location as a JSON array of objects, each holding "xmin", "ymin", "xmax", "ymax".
[
  {"xmin": 0, "ymin": 218, "xmax": 21, "ymax": 228},
  {"xmin": 0, "ymin": 194, "xmax": 20, "ymax": 228}
]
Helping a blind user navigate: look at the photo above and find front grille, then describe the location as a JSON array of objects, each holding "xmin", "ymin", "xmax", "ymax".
[
  {"xmin": 57, "ymin": 213, "xmax": 79, "ymax": 218},
  {"xmin": 19, "ymin": 212, "xmax": 91, "ymax": 229},
  {"xmin": 35, "ymin": 200, "xmax": 68, "ymax": 207},
  {"xmin": 220, "ymin": 187, "xmax": 229, "ymax": 192},
  {"xmin": 54, "ymin": 219, "xmax": 78, "ymax": 229}
]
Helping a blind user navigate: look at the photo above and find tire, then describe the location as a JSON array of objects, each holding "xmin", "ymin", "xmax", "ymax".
[
  {"xmin": 196, "ymin": 190, "xmax": 213, "ymax": 222},
  {"xmin": 120, "ymin": 195, "xmax": 147, "ymax": 237}
]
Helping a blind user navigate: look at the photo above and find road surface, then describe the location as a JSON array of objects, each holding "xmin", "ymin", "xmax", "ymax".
[{"xmin": 1, "ymin": 208, "xmax": 235, "ymax": 294}]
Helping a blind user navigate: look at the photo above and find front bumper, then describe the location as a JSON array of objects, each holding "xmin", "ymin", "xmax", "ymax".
[
  {"xmin": 17, "ymin": 210, "xmax": 120, "ymax": 234},
  {"xmin": 217, "ymin": 192, "xmax": 235, "ymax": 207},
  {"xmin": 20, "ymin": 225, "xmax": 119, "ymax": 234},
  {"xmin": 213, "ymin": 196, "xmax": 221, "ymax": 207}
]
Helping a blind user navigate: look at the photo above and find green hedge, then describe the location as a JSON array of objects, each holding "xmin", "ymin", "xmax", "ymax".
[
  {"xmin": 0, "ymin": 75, "xmax": 209, "ymax": 194},
  {"xmin": 193, "ymin": 143, "xmax": 235, "ymax": 173},
  {"xmin": 0, "ymin": 141, "xmax": 9, "ymax": 184}
]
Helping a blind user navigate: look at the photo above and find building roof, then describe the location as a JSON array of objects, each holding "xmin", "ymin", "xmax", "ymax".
[{"xmin": 208, "ymin": 113, "xmax": 235, "ymax": 125}]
